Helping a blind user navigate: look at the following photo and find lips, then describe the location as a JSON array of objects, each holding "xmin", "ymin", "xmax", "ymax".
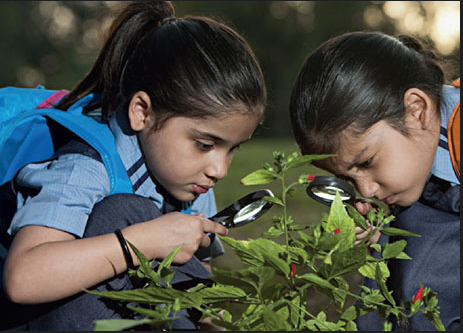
[
  {"xmin": 382, "ymin": 195, "xmax": 395, "ymax": 205},
  {"xmin": 193, "ymin": 184, "xmax": 212, "ymax": 194}
]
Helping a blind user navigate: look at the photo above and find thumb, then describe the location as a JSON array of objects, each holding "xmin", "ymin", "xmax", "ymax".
[{"xmin": 355, "ymin": 201, "xmax": 368, "ymax": 215}]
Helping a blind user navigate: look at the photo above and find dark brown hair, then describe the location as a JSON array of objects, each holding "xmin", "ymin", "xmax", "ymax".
[
  {"xmin": 290, "ymin": 31, "xmax": 444, "ymax": 158},
  {"xmin": 57, "ymin": 1, "xmax": 266, "ymax": 128}
]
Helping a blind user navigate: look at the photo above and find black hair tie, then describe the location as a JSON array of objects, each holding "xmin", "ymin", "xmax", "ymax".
[{"xmin": 115, "ymin": 229, "xmax": 135, "ymax": 269}]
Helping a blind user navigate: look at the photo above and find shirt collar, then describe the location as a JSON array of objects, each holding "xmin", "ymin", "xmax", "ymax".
[
  {"xmin": 108, "ymin": 109, "xmax": 165, "ymax": 208},
  {"xmin": 430, "ymin": 84, "xmax": 460, "ymax": 185}
]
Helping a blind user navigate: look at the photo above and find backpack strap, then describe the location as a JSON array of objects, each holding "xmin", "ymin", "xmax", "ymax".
[
  {"xmin": 35, "ymin": 90, "xmax": 69, "ymax": 109},
  {"xmin": 448, "ymin": 78, "xmax": 460, "ymax": 180}
]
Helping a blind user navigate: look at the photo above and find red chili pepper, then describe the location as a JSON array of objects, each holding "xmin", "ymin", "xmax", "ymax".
[
  {"xmin": 412, "ymin": 285, "xmax": 424, "ymax": 303},
  {"xmin": 288, "ymin": 263, "xmax": 296, "ymax": 278},
  {"xmin": 307, "ymin": 175, "xmax": 315, "ymax": 181},
  {"xmin": 334, "ymin": 227, "xmax": 341, "ymax": 235}
]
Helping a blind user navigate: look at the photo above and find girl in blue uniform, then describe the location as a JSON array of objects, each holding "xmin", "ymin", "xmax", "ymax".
[
  {"xmin": 289, "ymin": 31, "xmax": 459, "ymax": 331},
  {"xmin": 0, "ymin": 1, "xmax": 266, "ymax": 330}
]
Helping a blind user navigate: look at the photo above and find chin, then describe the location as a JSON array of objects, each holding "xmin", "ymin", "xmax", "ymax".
[{"xmin": 176, "ymin": 191, "xmax": 199, "ymax": 202}]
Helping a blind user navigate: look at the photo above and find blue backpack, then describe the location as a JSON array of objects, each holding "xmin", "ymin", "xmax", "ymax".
[{"xmin": 0, "ymin": 86, "xmax": 133, "ymax": 194}]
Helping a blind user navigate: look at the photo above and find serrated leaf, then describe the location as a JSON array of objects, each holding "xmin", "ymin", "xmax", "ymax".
[
  {"xmin": 158, "ymin": 244, "xmax": 183, "ymax": 285},
  {"xmin": 358, "ymin": 261, "xmax": 390, "ymax": 280},
  {"xmin": 211, "ymin": 266, "xmax": 274, "ymax": 296},
  {"xmin": 197, "ymin": 284, "xmax": 247, "ymax": 302},
  {"xmin": 87, "ymin": 286, "xmax": 203, "ymax": 308},
  {"xmin": 241, "ymin": 169, "xmax": 278, "ymax": 185},
  {"xmin": 326, "ymin": 191, "xmax": 356, "ymax": 250},
  {"xmin": 127, "ymin": 241, "xmax": 161, "ymax": 285},
  {"xmin": 322, "ymin": 244, "xmax": 368, "ymax": 279},
  {"xmin": 382, "ymin": 240, "xmax": 407, "ymax": 259},
  {"xmin": 263, "ymin": 306, "xmax": 292, "ymax": 331}
]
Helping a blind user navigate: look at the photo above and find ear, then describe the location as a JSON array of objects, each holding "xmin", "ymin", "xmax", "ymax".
[
  {"xmin": 128, "ymin": 91, "xmax": 153, "ymax": 132},
  {"xmin": 403, "ymin": 88, "xmax": 436, "ymax": 130}
]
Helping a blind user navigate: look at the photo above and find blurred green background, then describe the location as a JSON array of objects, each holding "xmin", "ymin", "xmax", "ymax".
[{"xmin": 0, "ymin": 1, "xmax": 460, "ymax": 270}]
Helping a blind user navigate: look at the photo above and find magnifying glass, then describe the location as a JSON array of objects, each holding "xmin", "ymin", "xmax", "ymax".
[
  {"xmin": 306, "ymin": 176, "xmax": 356, "ymax": 206},
  {"xmin": 209, "ymin": 189, "xmax": 274, "ymax": 228}
]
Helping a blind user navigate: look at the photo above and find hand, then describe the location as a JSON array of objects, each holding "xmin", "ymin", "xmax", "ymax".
[
  {"xmin": 125, "ymin": 212, "xmax": 228, "ymax": 265},
  {"xmin": 354, "ymin": 200, "xmax": 381, "ymax": 245}
]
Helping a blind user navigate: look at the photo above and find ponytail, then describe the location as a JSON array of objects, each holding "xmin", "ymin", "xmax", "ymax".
[
  {"xmin": 57, "ymin": 1, "xmax": 265, "ymax": 126},
  {"xmin": 56, "ymin": 1, "xmax": 174, "ymax": 120},
  {"xmin": 396, "ymin": 34, "xmax": 445, "ymax": 92}
]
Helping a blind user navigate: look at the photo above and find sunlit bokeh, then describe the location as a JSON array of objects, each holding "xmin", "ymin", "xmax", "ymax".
[
  {"xmin": 9, "ymin": 1, "xmax": 460, "ymax": 88},
  {"xmin": 382, "ymin": 1, "xmax": 460, "ymax": 55}
]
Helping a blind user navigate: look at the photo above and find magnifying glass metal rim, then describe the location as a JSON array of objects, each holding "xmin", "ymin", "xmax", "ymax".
[
  {"xmin": 306, "ymin": 175, "xmax": 356, "ymax": 206},
  {"xmin": 209, "ymin": 189, "xmax": 274, "ymax": 228}
]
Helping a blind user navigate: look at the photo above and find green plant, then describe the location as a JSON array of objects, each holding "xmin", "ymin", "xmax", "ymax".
[{"xmin": 87, "ymin": 151, "xmax": 444, "ymax": 331}]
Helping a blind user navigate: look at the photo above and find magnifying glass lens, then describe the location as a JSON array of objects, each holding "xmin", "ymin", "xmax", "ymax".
[
  {"xmin": 233, "ymin": 200, "xmax": 267, "ymax": 225},
  {"xmin": 311, "ymin": 185, "xmax": 352, "ymax": 202},
  {"xmin": 306, "ymin": 176, "xmax": 356, "ymax": 206}
]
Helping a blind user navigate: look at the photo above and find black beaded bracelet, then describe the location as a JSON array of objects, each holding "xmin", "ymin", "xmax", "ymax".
[{"xmin": 115, "ymin": 229, "xmax": 135, "ymax": 269}]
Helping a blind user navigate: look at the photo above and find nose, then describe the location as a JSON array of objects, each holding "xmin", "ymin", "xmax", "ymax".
[
  {"xmin": 355, "ymin": 177, "xmax": 379, "ymax": 199},
  {"xmin": 205, "ymin": 155, "xmax": 229, "ymax": 182}
]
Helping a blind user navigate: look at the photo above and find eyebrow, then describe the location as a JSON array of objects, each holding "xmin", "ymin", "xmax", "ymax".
[
  {"xmin": 346, "ymin": 146, "xmax": 369, "ymax": 170},
  {"xmin": 192, "ymin": 129, "xmax": 251, "ymax": 146},
  {"xmin": 193, "ymin": 129, "xmax": 224, "ymax": 142}
]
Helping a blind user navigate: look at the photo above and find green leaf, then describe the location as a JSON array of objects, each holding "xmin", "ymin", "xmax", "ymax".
[
  {"xmin": 340, "ymin": 305, "xmax": 358, "ymax": 321},
  {"xmin": 375, "ymin": 263, "xmax": 395, "ymax": 306},
  {"xmin": 382, "ymin": 240, "xmax": 407, "ymax": 259},
  {"xmin": 197, "ymin": 284, "xmax": 248, "ymax": 302},
  {"xmin": 158, "ymin": 244, "xmax": 182, "ymax": 272},
  {"xmin": 263, "ymin": 306, "xmax": 292, "ymax": 331},
  {"xmin": 127, "ymin": 241, "xmax": 160, "ymax": 285},
  {"xmin": 367, "ymin": 210, "xmax": 376, "ymax": 224},
  {"xmin": 380, "ymin": 227, "xmax": 421, "ymax": 238},
  {"xmin": 299, "ymin": 273, "xmax": 335, "ymax": 290},
  {"xmin": 218, "ymin": 236, "xmax": 265, "ymax": 266},
  {"xmin": 425, "ymin": 311, "xmax": 446, "ymax": 331},
  {"xmin": 262, "ymin": 227, "xmax": 285, "ymax": 239},
  {"xmin": 358, "ymin": 261, "xmax": 390, "ymax": 280},
  {"xmin": 395, "ymin": 252, "xmax": 412, "ymax": 260},
  {"xmin": 93, "ymin": 318, "xmax": 154, "ymax": 331},
  {"xmin": 322, "ymin": 244, "xmax": 368, "ymax": 280},
  {"xmin": 326, "ymin": 191, "xmax": 356, "ymax": 251},
  {"xmin": 211, "ymin": 266, "xmax": 274, "ymax": 296},
  {"xmin": 285, "ymin": 154, "xmax": 334, "ymax": 170},
  {"xmin": 158, "ymin": 244, "xmax": 183, "ymax": 285},
  {"xmin": 241, "ymin": 169, "xmax": 278, "ymax": 185},
  {"xmin": 263, "ymin": 196, "xmax": 284, "ymax": 206},
  {"xmin": 346, "ymin": 204, "xmax": 369, "ymax": 230},
  {"xmin": 87, "ymin": 286, "xmax": 203, "ymax": 309}
]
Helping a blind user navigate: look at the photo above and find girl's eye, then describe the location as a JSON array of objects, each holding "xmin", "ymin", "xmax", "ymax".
[
  {"xmin": 196, "ymin": 141, "xmax": 214, "ymax": 151},
  {"xmin": 359, "ymin": 157, "xmax": 373, "ymax": 168},
  {"xmin": 231, "ymin": 144, "xmax": 242, "ymax": 152}
]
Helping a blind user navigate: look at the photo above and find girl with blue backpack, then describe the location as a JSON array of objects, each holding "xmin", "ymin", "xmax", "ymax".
[
  {"xmin": 0, "ymin": 1, "xmax": 266, "ymax": 330},
  {"xmin": 289, "ymin": 31, "xmax": 459, "ymax": 331}
]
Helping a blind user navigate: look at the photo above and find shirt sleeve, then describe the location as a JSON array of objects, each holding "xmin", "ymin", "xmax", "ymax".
[
  {"xmin": 8, "ymin": 153, "xmax": 110, "ymax": 238},
  {"xmin": 191, "ymin": 189, "xmax": 225, "ymax": 260}
]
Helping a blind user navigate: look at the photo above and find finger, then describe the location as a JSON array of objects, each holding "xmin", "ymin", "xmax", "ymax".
[
  {"xmin": 200, "ymin": 233, "xmax": 212, "ymax": 248},
  {"xmin": 202, "ymin": 218, "xmax": 229, "ymax": 236},
  {"xmin": 355, "ymin": 201, "xmax": 369, "ymax": 215}
]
